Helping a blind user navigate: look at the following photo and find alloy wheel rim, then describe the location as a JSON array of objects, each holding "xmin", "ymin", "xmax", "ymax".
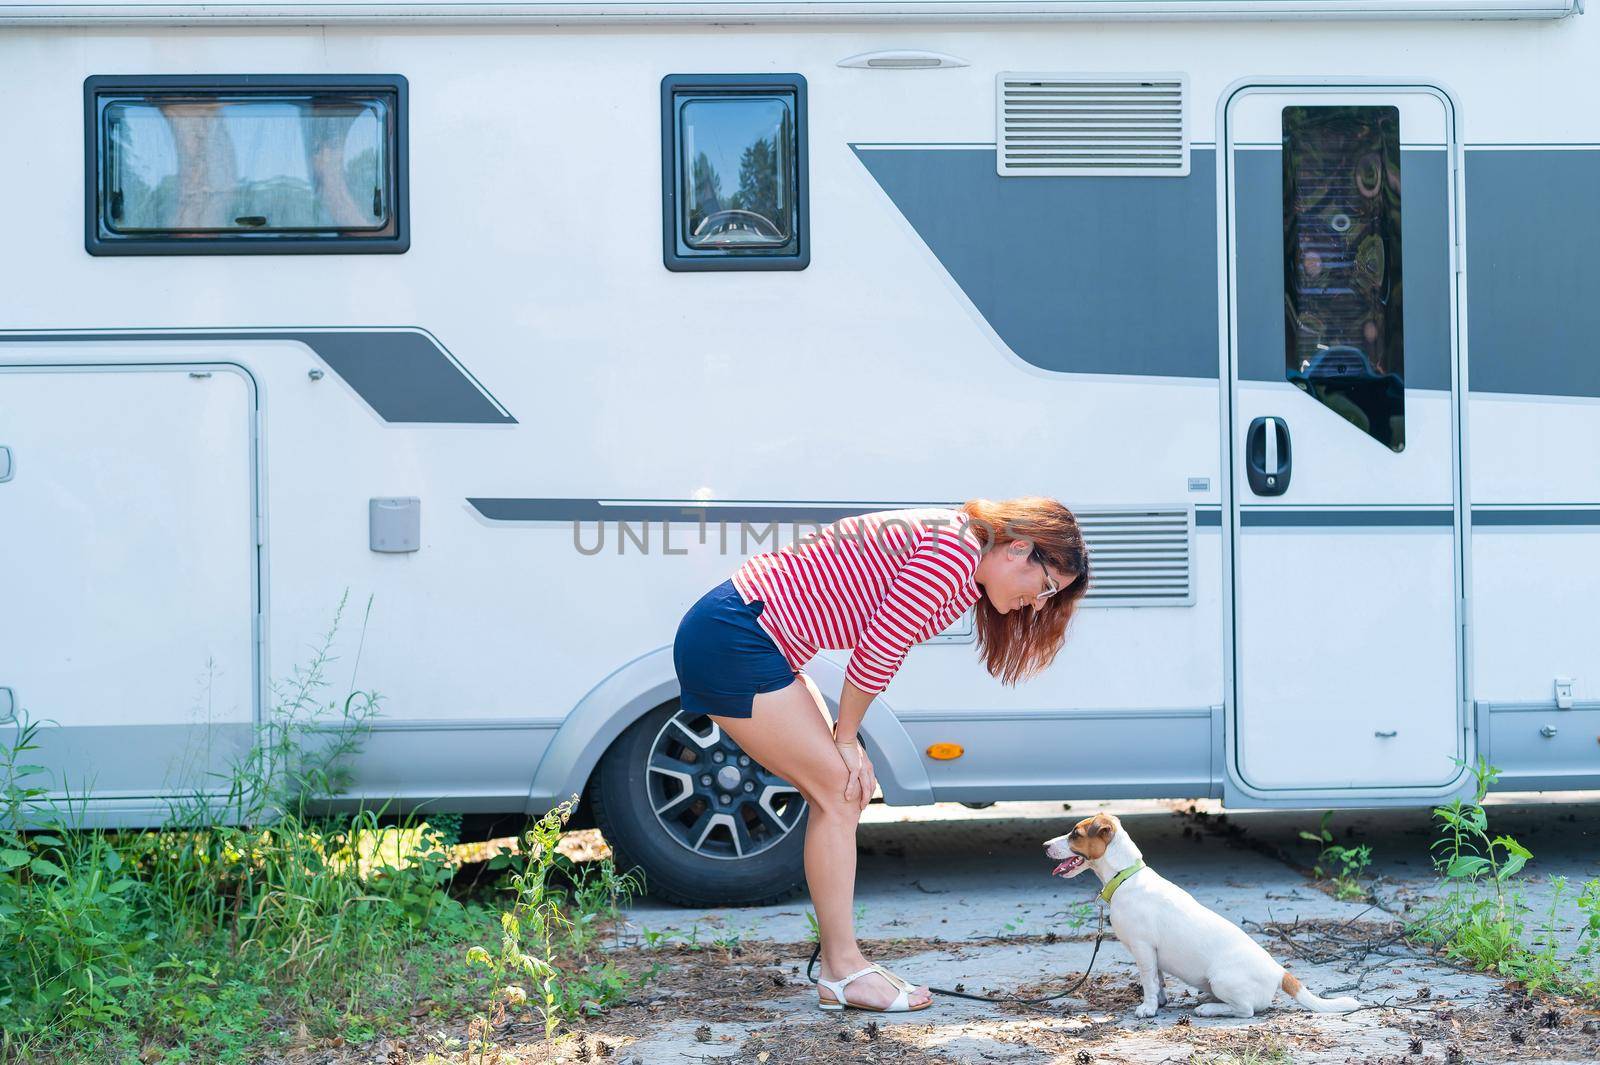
[{"xmin": 646, "ymin": 709, "xmax": 806, "ymax": 860}]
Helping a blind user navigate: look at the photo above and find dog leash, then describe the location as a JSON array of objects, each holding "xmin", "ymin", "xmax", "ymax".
[{"xmin": 805, "ymin": 907, "xmax": 1108, "ymax": 1009}]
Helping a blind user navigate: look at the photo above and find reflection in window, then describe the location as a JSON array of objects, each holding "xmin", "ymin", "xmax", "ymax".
[
  {"xmin": 662, "ymin": 74, "xmax": 807, "ymax": 271},
  {"xmin": 1282, "ymin": 105, "xmax": 1405, "ymax": 451},
  {"xmin": 85, "ymin": 77, "xmax": 407, "ymax": 254},
  {"xmin": 681, "ymin": 97, "xmax": 793, "ymax": 248},
  {"xmin": 104, "ymin": 94, "xmax": 389, "ymax": 234}
]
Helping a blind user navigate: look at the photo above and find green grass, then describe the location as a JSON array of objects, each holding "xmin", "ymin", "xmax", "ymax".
[{"xmin": 0, "ymin": 593, "xmax": 650, "ymax": 1064}]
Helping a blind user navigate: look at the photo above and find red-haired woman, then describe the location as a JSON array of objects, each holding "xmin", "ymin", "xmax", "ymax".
[{"xmin": 672, "ymin": 498, "xmax": 1090, "ymax": 1012}]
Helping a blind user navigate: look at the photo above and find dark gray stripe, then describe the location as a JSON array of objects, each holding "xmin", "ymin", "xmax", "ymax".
[
  {"xmin": 0, "ymin": 329, "xmax": 514, "ymax": 424},
  {"xmin": 470, "ymin": 498, "xmax": 915, "ymax": 524},
  {"xmin": 1473, "ymin": 509, "xmax": 1600, "ymax": 527},
  {"xmin": 472, "ymin": 499, "xmax": 1600, "ymax": 531},
  {"xmin": 1234, "ymin": 149, "xmax": 1452, "ymax": 391},
  {"xmin": 1466, "ymin": 149, "xmax": 1600, "ymax": 399},
  {"xmin": 476, "ymin": 497, "xmax": 1226, "ymax": 535},
  {"xmin": 1240, "ymin": 509, "xmax": 1453, "ymax": 527},
  {"xmin": 851, "ymin": 146, "xmax": 1220, "ymax": 379}
]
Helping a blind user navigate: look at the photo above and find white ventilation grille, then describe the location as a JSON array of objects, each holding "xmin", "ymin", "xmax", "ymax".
[
  {"xmin": 1077, "ymin": 507, "xmax": 1193, "ymax": 607},
  {"xmin": 996, "ymin": 73, "xmax": 1189, "ymax": 177}
]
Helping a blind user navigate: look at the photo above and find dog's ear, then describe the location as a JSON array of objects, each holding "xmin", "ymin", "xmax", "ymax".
[{"xmin": 1093, "ymin": 817, "xmax": 1115, "ymax": 839}]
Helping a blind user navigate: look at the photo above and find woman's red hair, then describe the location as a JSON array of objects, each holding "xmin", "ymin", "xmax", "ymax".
[{"xmin": 959, "ymin": 497, "xmax": 1091, "ymax": 686}]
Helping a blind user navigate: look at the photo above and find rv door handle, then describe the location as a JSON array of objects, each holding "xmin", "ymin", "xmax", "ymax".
[
  {"xmin": 1245, "ymin": 417, "xmax": 1291, "ymax": 496},
  {"xmin": 1374, "ymin": 729, "xmax": 1397, "ymax": 738},
  {"xmin": 1540, "ymin": 726, "xmax": 1559, "ymax": 738},
  {"xmin": 0, "ymin": 446, "xmax": 12, "ymax": 483}
]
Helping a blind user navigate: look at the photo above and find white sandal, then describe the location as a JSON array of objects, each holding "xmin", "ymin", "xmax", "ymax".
[{"xmin": 817, "ymin": 963, "xmax": 931, "ymax": 1013}]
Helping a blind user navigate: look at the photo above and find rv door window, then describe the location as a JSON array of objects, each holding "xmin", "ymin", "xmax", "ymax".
[
  {"xmin": 1282, "ymin": 105, "xmax": 1405, "ymax": 451},
  {"xmin": 85, "ymin": 75, "xmax": 408, "ymax": 255},
  {"xmin": 661, "ymin": 75, "xmax": 809, "ymax": 271}
]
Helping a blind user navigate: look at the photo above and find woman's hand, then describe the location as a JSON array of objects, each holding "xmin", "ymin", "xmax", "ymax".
[{"xmin": 835, "ymin": 737, "xmax": 877, "ymax": 813}]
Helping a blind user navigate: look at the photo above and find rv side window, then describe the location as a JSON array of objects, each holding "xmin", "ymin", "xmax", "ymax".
[
  {"xmin": 85, "ymin": 75, "xmax": 408, "ymax": 255},
  {"xmin": 661, "ymin": 74, "xmax": 808, "ymax": 271},
  {"xmin": 1282, "ymin": 105, "xmax": 1404, "ymax": 451}
]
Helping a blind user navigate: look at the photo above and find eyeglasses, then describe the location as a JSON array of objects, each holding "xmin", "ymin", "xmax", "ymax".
[{"xmin": 1032, "ymin": 550, "xmax": 1061, "ymax": 603}]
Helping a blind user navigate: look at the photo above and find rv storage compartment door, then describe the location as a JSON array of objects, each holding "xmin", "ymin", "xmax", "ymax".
[
  {"xmin": 0, "ymin": 365, "xmax": 257, "ymax": 812},
  {"xmin": 1223, "ymin": 85, "xmax": 1464, "ymax": 797}
]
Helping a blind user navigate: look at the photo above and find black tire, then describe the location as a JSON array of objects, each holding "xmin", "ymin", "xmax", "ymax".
[{"xmin": 589, "ymin": 699, "xmax": 808, "ymax": 907}]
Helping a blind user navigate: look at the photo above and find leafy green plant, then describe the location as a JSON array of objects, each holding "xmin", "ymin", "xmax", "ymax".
[
  {"xmin": 1058, "ymin": 900, "xmax": 1097, "ymax": 931},
  {"xmin": 1298, "ymin": 811, "xmax": 1373, "ymax": 900},
  {"xmin": 0, "ymin": 713, "xmax": 147, "ymax": 1033},
  {"xmin": 1411, "ymin": 758, "xmax": 1531, "ymax": 973},
  {"xmin": 1516, "ymin": 875, "xmax": 1577, "ymax": 995},
  {"xmin": 639, "ymin": 925, "xmax": 685, "ymax": 950},
  {"xmin": 464, "ymin": 797, "xmax": 647, "ymax": 1054},
  {"xmin": 1555, "ymin": 876, "xmax": 1600, "ymax": 999},
  {"xmin": 1542, "ymin": 869, "xmax": 1600, "ymax": 997},
  {"xmin": 1576, "ymin": 878, "xmax": 1600, "ymax": 964},
  {"xmin": 1407, "ymin": 759, "xmax": 1599, "ymax": 1005}
]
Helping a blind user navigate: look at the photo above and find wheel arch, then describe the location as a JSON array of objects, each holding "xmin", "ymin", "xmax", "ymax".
[{"xmin": 524, "ymin": 646, "xmax": 935, "ymax": 814}]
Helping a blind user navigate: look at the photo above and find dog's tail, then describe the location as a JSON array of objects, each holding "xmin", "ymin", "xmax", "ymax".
[{"xmin": 1281, "ymin": 971, "xmax": 1360, "ymax": 1013}]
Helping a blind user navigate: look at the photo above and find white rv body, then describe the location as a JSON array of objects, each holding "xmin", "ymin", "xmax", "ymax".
[{"xmin": 1, "ymin": 0, "xmax": 1595, "ymax": 897}]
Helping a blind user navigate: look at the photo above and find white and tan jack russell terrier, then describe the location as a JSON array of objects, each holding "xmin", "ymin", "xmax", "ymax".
[{"xmin": 1044, "ymin": 813, "xmax": 1362, "ymax": 1019}]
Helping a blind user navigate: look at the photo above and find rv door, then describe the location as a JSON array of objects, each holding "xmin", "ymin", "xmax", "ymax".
[
  {"xmin": 1220, "ymin": 83, "xmax": 1468, "ymax": 802},
  {"xmin": 0, "ymin": 364, "xmax": 259, "ymax": 821}
]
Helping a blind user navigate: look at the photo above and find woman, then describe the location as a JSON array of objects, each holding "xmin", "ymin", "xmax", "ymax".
[{"xmin": 672, "ymin": 497, "xmax": 1090, "ymax": 1013}]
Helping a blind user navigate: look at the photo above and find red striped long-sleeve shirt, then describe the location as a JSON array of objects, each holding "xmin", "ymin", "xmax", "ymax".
[{"xmin": 729, "ymin": 507, "xmax": 984, "ymax": 695}]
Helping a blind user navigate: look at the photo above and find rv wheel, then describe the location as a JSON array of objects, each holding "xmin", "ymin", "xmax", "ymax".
[{"xmin": 590, "ymin": 700, "xmax": 808, "ymax": 906}]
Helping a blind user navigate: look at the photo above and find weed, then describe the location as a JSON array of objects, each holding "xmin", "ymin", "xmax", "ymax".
[
  {"xmin": 1411, "ymin": 759, "xmax": 1529, "ymax": 973},
  {"xmin": 710, "ymin": 928, "xmax": 744, "ymax": 955},
  {"xmin": 1409, "ymin": 757, "xmax": 1600, "ymax": 1005},
  {"xmin": 1576, "ymin": 879, "xmax": 1600, "ymax": 971},
  {"xmin": 1298, "ymin": 812, "xmax": 1373, "ymax": 900},
  {"xmin": 1189, "ymin": 1033, "xmax": 1290, "ymax": 1064},
  {"xmin": 465, "ymin": 797, "xmax": 647, "ymax": 1053},
  {"xmin": 1059, "ymin": 900, "xmax": 1097, "ymax": 931},
  {"xmin": 1566, "ymin": 877, "xmax": 1600, "ymax": 999},
  {"xmin": 639, "ymin": 925, "xmax": 686, "ymax": 950}
]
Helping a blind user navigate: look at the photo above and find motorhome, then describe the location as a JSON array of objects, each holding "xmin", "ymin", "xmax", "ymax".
[{"xmin": 2, "ymin": 0, "xmax": 1595, "ymax": 905}]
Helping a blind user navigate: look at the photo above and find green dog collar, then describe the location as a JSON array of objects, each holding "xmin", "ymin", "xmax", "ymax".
[{"xmin": 1099, "ymin": 859, "xmax": 1146, "ymax": 904}]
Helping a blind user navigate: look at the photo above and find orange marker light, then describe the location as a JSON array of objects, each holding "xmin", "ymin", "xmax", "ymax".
[{"xmin": 926, "ymin": 743, "xmax": 964, "ymax": 761}]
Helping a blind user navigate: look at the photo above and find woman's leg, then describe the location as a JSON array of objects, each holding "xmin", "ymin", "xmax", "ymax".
[{"xmin": 709, "ymin": 675, "xmax": 930, "ymax": 1010}]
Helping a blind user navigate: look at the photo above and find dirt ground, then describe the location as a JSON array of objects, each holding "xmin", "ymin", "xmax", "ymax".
[
  {"xmin": 263, "ymin": 796, "xmax": 1600, "ymax": 1064},
  {"xmin": 470, "ymin": 922, "xmax": 1600, "ymax": 1065}
]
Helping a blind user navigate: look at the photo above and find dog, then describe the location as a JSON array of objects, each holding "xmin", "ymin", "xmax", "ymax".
[{"xmin": 1043, "ymin": 813, "xmax": 1362, "ymax": 1019}]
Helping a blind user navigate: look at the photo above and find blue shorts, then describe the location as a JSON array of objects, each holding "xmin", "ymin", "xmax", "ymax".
[{"xmin": 673, "ymin": 579, "xmax": 798, "ymax": 719}]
